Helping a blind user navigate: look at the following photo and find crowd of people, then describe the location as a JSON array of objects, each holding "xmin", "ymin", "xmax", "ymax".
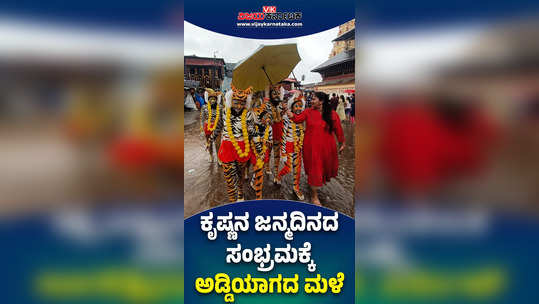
[
  {"xmin": 186, "ymin": 85, "xmax": 354, "ymax": 205},
  {"xmin": 302, "ymin": 92, "xmax": 356, "ymax": 123}
]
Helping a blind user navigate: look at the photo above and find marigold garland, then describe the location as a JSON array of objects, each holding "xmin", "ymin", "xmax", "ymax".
[
  {"xmin": 207, "ymin": 103, "xmax": 220, "ymax": 132},
  {"xmin": 226, "ymin": 107, "xmax": 250, "ymax": 158},
  {"xmin": 252, "ymin": 125, "xmax": 270, "ymax": 169}
]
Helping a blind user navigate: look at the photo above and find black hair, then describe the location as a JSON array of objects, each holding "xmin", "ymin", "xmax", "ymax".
[{"xmin": 314, "ymin": 91, "xmax": 334, "ymax": 133}]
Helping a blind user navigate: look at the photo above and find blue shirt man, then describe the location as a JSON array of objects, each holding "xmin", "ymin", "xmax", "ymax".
[{"xmin": 195, "ymin": 91, "xmax": 205, "ymax": 109}]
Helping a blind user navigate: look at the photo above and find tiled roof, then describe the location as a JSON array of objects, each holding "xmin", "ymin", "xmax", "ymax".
[
  {"xmin": 312, "ymin": 49, "xmax": 355, "ymax": 72},
  {"xmin": 333, "ymin": 28, "xmax": 355, "ymax": 42}
]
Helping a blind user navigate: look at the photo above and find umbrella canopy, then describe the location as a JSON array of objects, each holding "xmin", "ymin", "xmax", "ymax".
[
  {"xmin": 344, "ymin": 89, "xmax": 355, "ymax": 94},
  {"xmin": 232, "ymin": 43, "xmax": 301, "ymax": 92}
]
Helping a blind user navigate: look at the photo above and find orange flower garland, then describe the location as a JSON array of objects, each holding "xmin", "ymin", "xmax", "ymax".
[
  {"xmin": 207, "ymin": 102, "xmax": 220, "ymax": 132},
  {"xmin": 226, "ymin": 107, "xmax": 250, "ymax": 158}
]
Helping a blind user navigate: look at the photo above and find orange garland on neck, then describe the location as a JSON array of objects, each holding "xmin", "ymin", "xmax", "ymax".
[
  {"xmin": 226, "ymin": 107, "xmax": 250, "ymax": 158},
  {"xmin": 206, "ymin": 102, "xmax": 220, "ymax": 132}
]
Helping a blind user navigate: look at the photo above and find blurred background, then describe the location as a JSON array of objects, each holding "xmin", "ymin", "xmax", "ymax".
[
  {"xmin": 0, "ymin": 3, "xmax": 185, "ymax": 214},
  {"xmin": 356, "ymin": 1, "xmax": 539, "ymax": 303},
  {"xmin": 0, "ymin": 2, "xmax": 186, "ymax": 303},
  {"xmin": 357, "ymin": 7, "xmax": 539, "ymax": 212}
]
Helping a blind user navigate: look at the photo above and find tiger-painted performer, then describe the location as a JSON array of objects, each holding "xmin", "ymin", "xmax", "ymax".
[
  {"xmin": 274, "ymin": 91, "xmax": 306, "ymax": 200},
  {"xmin": 243, "ymin": 90, "xmax": 266, "ymax": 180},
  {"xmin": 210, "ymin": 85, "xmax": 255, "ymax": 202},
  {"xmin": 200, "ymin": 88, "xmax": 222, "ymax": 163},
  {"xmin": 266, "ymin": 84, "xmax": 286, "ymax": 177},
  {"xmin": 249, "ymin": 109, "xmax": 273, "ymax": 199}
]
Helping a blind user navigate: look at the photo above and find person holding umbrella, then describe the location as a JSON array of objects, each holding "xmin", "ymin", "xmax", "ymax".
[
  {"xmin": 266, "ymin": 84, "xmax": 286, "ymax": 177},
  {"xmin": 209, "ymin": 85, "xmax": 256, "ymax": 202},
  {"xmin": 286, "ymin": 91, "xmax": 345, "ymax": 205},
  {"xmin": 249, "ymin": 109, "xmax": 273, "ymax": 199},
  {"xmin": 232, "ymin": 43, "xmax": 301, "ymax": 179},
  {"xmin": 275, "ymin": 90, "xmax": 306, "ymax": 200}
]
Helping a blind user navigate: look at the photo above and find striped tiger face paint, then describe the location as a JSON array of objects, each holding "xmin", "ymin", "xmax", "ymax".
[{"xmin": 292, "ymin": 101, "xmax": 304, "ymax": 114}]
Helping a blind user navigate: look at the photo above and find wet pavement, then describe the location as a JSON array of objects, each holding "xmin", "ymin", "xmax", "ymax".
[{"xmin": 184, "ymin": 110, "xmax": 355, "ymax": 218}]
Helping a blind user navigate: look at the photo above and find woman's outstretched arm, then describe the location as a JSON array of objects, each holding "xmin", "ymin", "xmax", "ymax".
[{"xmin": 287, "ymin": 109, "xmax": 308, "ymax": 123}]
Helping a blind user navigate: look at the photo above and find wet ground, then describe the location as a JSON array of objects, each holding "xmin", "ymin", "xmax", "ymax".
[{"xmin": 184, "ymin": 110, "xmax": 355, "ymax": 218}]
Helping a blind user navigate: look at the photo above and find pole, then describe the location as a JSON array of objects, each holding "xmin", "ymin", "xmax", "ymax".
[
  {"xmin": 291, "ymin": 70, "xmax": 301, "ymax": 89},
  {"xmin": 261, "ymin": 66, "xmax": 273, "ymax": 85}
]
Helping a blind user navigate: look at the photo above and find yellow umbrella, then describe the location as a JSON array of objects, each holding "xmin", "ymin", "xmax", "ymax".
[{"xmin": 232, "ymin": 43, "xmax": 301, "ymax": 92}]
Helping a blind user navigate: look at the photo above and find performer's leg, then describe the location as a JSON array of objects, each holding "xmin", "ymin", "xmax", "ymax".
[
  {"xmin": 262, "ymin": 158, "xmax": 271, "ymax": 175},
  {"xmin": 310, "ymin": 185, "xmax": 321, "ymax": 206},
  {"xmin": 273, "ymin": 141, "xmax": 280, "ymax": 177},
  {"xmin": 244, "ymin": 162, "xmax": 250, "ymax": 180},
  {"xmin": 222, "ymin": 162, "xmax": 238, "ymax": 202},
  {"xmin": 215, "ymin": 135, "xmax": 222, "ymax": 166},
  {"xmin": 236, "ymin": 161, "xmax": 247, "ymax": 201},
  {"xmin": 276, "ymin": 152, "xmax": 291, "ymax": 182},
  {"xmin": 251, "ymin": 162, "xmax": 264, "ymax": 199},
  {"xmin": 206, "ymin": 136, "xmax": 214, "ymax": 162},
  {"xmin": 263, "ymin": 143, "xmax": 273, "ymax": 175},
  {"xmin": 292, "ymin": 152, "xmax": 304, "ymax": 200}
]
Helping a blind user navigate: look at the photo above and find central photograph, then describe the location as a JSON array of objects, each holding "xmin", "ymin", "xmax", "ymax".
[{"xmin": 184, "ymin": 20, "xmax": 355, "ymax": 218}]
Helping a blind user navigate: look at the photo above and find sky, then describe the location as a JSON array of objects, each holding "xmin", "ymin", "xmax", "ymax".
[{"xmin": 184, "ymin": 21, "xmax": 339, "ymax": 84}]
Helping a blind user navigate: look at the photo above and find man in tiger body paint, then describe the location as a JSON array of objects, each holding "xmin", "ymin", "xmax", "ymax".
[
  {"xmin": 265, "ymin": 84, "xmax": 287, "ymax": 177},
  {"xmin": 200, "ymin": 88, "xmax": 222, "ymax": 164},
  {"xmin": 242, "ymin": 90, "xmax": 266, "ymax": 180},
  {"xmin": 210, "ymin": 85, "xmax": 256, "ymax": 202},
  {"xmin": 274, "ymin": 90, "xmax": 306, "ymax": 200},
  {"xmin": 249, "ymin": 109, "xmax": 273, "ymax": 199}
]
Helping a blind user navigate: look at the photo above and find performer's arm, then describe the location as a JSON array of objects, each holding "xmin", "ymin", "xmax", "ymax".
[
  {"xmin": 209, "ymin": 109, "xmax": 224, "ymax": 141},
  {"xmin": 281, "ymin": 115, "xmax": 289, "ymax": 140},
  {"xmin": 200, "ymin": 106, "xmax": 207, "ymax": 130},
  {"xmin": 246, "ymin": 111, "xmax": 257, "ymax": 139}
]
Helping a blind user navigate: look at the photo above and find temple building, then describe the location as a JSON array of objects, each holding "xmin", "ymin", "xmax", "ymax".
[
  {"xmin": 306, "ymin": 19, "xmax": 355, "ymax": 96},
  {"xmin": 184, "ymin": 55, "xmax": 225, "ymax": 89}
]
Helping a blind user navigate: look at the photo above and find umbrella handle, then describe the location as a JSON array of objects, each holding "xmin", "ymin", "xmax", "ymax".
[
  {"xmin": 291, "ymin": 70, "xmax": 300, "ymax": 89},
  {"xmin": 261, "ymin": 66, "xmax": 273, "ymax": 86}
]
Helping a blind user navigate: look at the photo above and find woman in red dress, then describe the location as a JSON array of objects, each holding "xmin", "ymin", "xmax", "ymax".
[{"xmin": 287, "ymin": 91, "xmax": 345, "ymax": 205}]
